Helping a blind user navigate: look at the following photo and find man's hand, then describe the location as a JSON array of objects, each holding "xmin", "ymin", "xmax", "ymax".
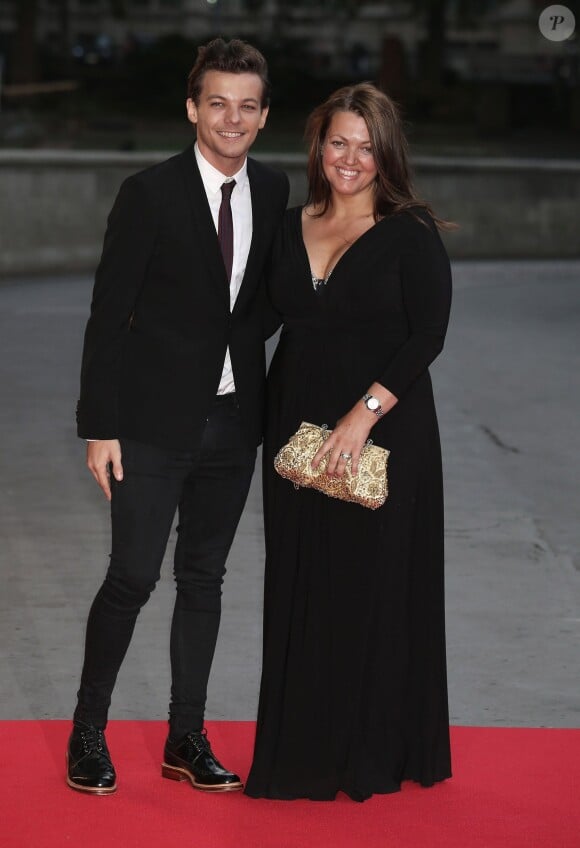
[{"xmin": 86, "ymin": 439, "xmax": 123, "ymax": 501}]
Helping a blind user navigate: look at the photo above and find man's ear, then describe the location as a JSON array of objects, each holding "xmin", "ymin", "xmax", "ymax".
[
  {"xmin": 186, "ymin": 98, "xmax": 198, "ymax": 126},
  {"xmin": 258, "ymin": 106, "xmax": 269, "ymax": 131}
]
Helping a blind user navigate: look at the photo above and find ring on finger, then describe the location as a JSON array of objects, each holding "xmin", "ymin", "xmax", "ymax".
[{"xmin": 339, "ymin": 452, "xmax": 352, "ymax": 461}]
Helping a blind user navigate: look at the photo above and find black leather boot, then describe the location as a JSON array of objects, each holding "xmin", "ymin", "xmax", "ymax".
[
  {"xmin": 66, "ymin": 722, "xmax": 117, "ymax": 794},
  {"xmin": 162, "ymin": 729, "xmax": 242, "ymax": 792}
]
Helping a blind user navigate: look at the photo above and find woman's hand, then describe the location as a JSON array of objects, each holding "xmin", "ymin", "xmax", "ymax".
[
  {"xmin": 311, "ymin": 383, "xmax": 398, "ymax": 478},
  {"xmin": 312, "ymin": 406, "xmax": 373, "ymax": 477}
]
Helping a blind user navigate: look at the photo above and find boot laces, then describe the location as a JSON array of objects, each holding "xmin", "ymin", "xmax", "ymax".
[
  {"xmin": 188, "ymin": 729, "xmax": 211, "ymax": 754},
  {"xmin": 80, "ymin": 727, "xmax": 105, "ymax": 754}
]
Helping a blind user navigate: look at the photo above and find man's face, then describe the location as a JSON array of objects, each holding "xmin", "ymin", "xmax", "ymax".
[{"xmin": 186, "ymin": 70, "xmax": 269, "ymax": 175}]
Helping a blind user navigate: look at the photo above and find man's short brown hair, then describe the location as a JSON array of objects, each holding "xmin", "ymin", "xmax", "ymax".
[{"xmin": 187, "ymin": 38, "xmax": 270, "ymax": 108}]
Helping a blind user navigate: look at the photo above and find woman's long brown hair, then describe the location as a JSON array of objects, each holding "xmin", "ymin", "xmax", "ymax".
[{"xmin": 305, "ymin": 83, "xmax": 453, "ymax": 230}]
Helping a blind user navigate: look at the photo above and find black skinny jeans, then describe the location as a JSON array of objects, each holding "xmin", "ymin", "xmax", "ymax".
[{"xmin": 74, "ymin": 395, "xmax": 256, "ymax": 740}]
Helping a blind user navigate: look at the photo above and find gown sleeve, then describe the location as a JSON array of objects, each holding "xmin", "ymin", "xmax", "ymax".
[{"xmin": 377, "ymin": 215, "xmax": 452, "ymax": 399}]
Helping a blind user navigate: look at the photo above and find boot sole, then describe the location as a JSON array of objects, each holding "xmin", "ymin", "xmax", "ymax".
[
  {"xmin": 161, "ymin": 762, "xmax": 243, "ymax": 792},
  {"xmin": 66, "ymin": 775, "xmax": 117, "ymax": 794},
  {"xmin": 66, "ymin": 753, "xmax": 117, "ymax": 794}
]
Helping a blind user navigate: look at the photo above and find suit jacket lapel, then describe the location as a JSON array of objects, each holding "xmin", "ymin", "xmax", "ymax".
[
  {"xmin": 233, "ymin": 157, "xmax": 269, "ymax": 315},
  {"xmin": 178, "ymin": 145, "xmax": 230, "ymax": 309}
]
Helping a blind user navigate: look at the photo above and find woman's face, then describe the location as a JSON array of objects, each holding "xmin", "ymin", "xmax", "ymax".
[{"xmin": 321, "ymin": 111, "xmax": 378, "ymax": 199}]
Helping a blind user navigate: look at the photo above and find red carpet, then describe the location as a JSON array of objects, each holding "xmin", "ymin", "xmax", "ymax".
[{"xmin": 1, "ymin": 721, "xmax": 579, "ymax": 848}]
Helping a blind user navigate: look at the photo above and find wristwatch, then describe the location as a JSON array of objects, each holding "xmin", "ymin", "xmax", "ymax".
[{"xmin": 363, "ymin": 393, "xmax": 384, "ymax": 417}]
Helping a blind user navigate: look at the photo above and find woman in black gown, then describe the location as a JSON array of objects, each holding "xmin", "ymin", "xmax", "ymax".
[{"xmin": 245, "ymin": 83, "xmax": 453, "ymax": 802}]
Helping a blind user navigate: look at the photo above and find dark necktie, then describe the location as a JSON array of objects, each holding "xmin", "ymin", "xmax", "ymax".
[{"xmin": 218, "ymin": 180, "xmax": 236, "ymax": 282}]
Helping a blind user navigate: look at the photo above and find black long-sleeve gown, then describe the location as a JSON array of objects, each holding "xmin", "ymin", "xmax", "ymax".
[{"xmin": 245, "ymin": 206, "xmax": 453, "ymax": 802}]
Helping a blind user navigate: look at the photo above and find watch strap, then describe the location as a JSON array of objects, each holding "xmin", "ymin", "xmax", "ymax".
[{"xmin": 363, "ymin": 393, "xmax": 384, "ymax": 417}]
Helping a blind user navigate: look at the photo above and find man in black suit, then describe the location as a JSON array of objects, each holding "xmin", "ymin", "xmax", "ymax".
[{"xmin": 67, "ymin": 38, "xmax": 289, "ymax": 795}]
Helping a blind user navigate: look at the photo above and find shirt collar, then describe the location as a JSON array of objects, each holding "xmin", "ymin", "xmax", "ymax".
[{"xmin": 194, "ymin": 142, "xmax": 248, "ymax": 195}]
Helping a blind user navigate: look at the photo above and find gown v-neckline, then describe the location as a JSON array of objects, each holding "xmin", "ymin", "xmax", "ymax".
[{"xmin": 297, "ymin": 206, "xmax": 383, "ymax": 292}]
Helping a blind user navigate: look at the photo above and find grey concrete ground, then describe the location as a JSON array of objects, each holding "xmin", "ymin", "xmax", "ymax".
[{"xmin": 1, "ymin": 261, "xmax": 579, "ymax": 727}]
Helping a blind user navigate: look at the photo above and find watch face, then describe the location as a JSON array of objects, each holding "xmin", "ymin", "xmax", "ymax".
[{"xmin": 367, "ymin": 396, "xmax": 380, "ymax": 410}]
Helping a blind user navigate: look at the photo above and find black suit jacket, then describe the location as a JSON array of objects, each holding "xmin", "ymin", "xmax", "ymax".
[{"xmin": 76, "ymin": 144, "xmax": 289, "ymax": 451}]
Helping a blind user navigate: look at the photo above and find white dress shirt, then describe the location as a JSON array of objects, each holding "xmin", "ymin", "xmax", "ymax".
[{"xmin": 194, "ymin": 143, "xmax": 253, "ymax": 395}]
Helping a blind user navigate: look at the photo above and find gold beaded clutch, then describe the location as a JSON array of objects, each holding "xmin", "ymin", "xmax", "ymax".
[{"xmin": 274, "ymin": 421, "xmax": 389, "ymax": 510}]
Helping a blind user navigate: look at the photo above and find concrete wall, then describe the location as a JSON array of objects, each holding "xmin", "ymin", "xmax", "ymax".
[{"xmin": 1, "ymin": 150, "xmax": 579, "ymax": 277}]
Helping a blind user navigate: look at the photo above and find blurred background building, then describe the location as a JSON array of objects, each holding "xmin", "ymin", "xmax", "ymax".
[
  {"xmin": 0, "ymin": 0, "xmax": 579, "ymax": 149},
  {"xmin": 0, "ymin": 0, "xmax": 578, "ymax": 273}
]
